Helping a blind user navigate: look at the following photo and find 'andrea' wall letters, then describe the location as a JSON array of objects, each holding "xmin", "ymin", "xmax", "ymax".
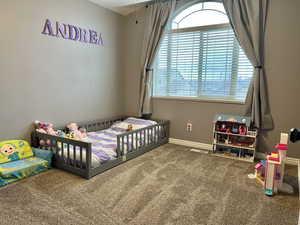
[{"xmin": 41, "ymin": 19, "xmax": 103, "ymax": 46}]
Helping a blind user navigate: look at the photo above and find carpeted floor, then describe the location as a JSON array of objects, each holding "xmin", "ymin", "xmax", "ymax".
[{"xmin": 0, "ymin": 144, "xmax": 298, "ymax": 225}]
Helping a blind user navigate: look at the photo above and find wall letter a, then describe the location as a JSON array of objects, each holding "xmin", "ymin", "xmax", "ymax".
[{"xmin": 41, "ymin": 19, "xmax": 55, "ymax": 36}]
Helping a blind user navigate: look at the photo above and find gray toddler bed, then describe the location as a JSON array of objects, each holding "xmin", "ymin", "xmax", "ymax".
[{"xmin": 31, "ymin": 116, "xmax": 169, "ymax": 179}]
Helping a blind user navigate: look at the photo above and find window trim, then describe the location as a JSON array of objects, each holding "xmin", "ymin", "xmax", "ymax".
[
  {"xmin": 173, "ymin": 9, "xmax": 227, "ymax": 29},
  {"xmin": 152, "ymin": 96, "xmax": 245, "ymax": 105},
  {"xmin": 173, "ymin": 0, "xmax": 224, "ymax": 27},
  {"xmin": 152, "ymin": 1, "xmax": 253, "ymax": 103},
  {"xmin": 168, "ymin": 23, "xmax": 230, "ymax": 34}
]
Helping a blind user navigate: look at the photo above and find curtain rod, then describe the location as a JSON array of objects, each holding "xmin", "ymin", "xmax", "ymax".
[
  {"xmin": 145, "ymin": 0, "xmax": 177, "ymax": 8},
  {"xmin": 145, "ymin": 0, "xmax": 222, "ymax": 8}
]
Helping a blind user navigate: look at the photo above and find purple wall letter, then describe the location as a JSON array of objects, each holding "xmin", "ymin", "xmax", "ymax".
[
  {"xmin": 42, "ymin": 19, "xmax": 55, "ymax": 36},
  {"xmin": 98, "ymin": 33, "xmax": 104, "ymax": 46},
  {"xmin": 89, "ymin": 30, "xmax": 98, "ymax": 44},
  {"xmin": 56, "ymin": 22, "xmax": 68, "ymax": 39},
  {"xmin": 41, "ymin": 19, "xmax": 104, "ymax": 46},
  {"xmin": 79, "ymin": 28, "xmax": 88, "ymax": 43},
  {"xmin": 68, "ymin": 25, "xmax": 80, "ymax": 41}
]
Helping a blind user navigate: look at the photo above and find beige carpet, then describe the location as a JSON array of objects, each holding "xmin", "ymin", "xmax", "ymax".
[{"xmin": 0, "ymin": 144, "xmax": 298, "ymax": 225}]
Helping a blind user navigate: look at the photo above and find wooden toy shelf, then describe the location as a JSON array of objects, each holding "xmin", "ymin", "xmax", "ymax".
[
  {"xmin": 212, "ymin": 114, "xmax": 258, "ymax": 163},
  {"xmin": 214, "ymin": 131, "xmax": 256, "ymax": 139},
  {"xmin": 214, "ymin": 142, "xmax": 256, "ymax": 151}
]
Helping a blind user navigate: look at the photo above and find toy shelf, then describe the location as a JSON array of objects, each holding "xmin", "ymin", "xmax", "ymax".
[
  {"xmin": 214, "ymin": 131, "xmax": 257, "ymax": 139},
  {"xmin": 212, "ymin": 114, "xmax": 258, "ymax": 163},
  {"xmin": 214, "ymin": 142, "xmax": 255, "ymax": 151}
]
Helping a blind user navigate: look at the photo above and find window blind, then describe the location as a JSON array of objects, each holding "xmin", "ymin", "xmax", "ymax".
[{"xmin": 153, "ymin": 26, "xmax": 253, "ymax": 101}]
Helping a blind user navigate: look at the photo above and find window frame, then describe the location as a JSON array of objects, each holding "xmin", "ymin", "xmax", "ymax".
[{"xmin": 152, "ymin": 1, "xmax": 251, "ymax": 104}]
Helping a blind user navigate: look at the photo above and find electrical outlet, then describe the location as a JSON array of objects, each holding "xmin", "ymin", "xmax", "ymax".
[{"xmin": 187, "ymin": 123, "xmax": 192, "ymax": 132}]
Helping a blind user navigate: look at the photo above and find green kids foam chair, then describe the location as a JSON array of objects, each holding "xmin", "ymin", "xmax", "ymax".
[{"xmin": 0, "ymin": 140, "xmax": 53, "ymax": 187}]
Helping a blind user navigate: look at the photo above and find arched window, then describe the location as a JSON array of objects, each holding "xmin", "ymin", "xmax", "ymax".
[{"xmin": 153, "ymin": 1, "xmax": 253, "ymax": 101}]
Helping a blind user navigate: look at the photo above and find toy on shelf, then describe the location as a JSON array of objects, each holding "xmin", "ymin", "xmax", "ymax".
[
  {"xmin": 231, "ymin": 124, "xmax": 239, "ymax": 134},
  {"xmin": 239, "ymin": 125, "xmax": 247, "ymax": 135}
]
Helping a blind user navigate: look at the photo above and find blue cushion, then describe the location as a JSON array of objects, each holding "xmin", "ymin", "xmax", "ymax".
[{"xmin": 32, "ymin": 148, "xmax": 53, "ymax": 168}]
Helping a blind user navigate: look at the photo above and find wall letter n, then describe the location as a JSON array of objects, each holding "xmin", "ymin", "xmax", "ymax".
[{"xmin": 41, "ymin": 19, "xmax": 55, "ymax": 36}]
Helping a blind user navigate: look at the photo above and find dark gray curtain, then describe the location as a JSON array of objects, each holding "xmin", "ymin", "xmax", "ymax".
[
  {"xmin": 138, "ymin": 0, "xmax": 176, "ymax": 116},
  {"xmin": 223, "ymin": 0, "xmax": 273, "ymax": 129}
]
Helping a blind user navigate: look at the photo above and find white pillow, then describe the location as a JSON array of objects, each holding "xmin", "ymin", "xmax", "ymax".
[{"xmin": 111, "ymin": 117, "xmax": 157, "ymax": 131}]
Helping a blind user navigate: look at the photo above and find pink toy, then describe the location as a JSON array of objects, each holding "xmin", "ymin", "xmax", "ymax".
[
  {"xmin": 67, "ymin": 123, "xmax": 86, "ymax": 139},
  {"xmin": 219, "ymin": 124, "xmax": 227, "ymax": 132},
  {"xmin": 239, "ymin": 125, "xmax": 247, "ymax": 135},
  {"xmin": 264, "ymin": 133, "xmax": 289, "ymax": 196},
  {"xmin": 254, "ymin": 161, "xmax": 266, "ymax": 185},
  {"xmin": 252, "ymin": 133, "xmax": 289, "ymax": 196},
  {"xmin": 34, "ymin": 121, "xmax": 57, "ymax": 135},
  {"xmin": 79, "ymin": 127, "xmax": 87, "ymax": 138},
  {"xmin": 34, "ymin": 120, "xmax": 58, "ymax": 145}
]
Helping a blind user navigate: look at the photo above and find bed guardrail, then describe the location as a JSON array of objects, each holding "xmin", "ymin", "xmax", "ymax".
[
  {"xmin": 117, "ymin": 119, "xmax": 170, "ymax": 160},
  {"xmin": 31, "ymin": 132, "xmax": 92, "ymax": 177},
  {"xmin": 75, "ymin": 116, "xmax": 127, "ymax": 132}
]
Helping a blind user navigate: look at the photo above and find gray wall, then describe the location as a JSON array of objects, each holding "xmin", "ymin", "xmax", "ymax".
[
  {"xmin": 0, "ymin": 0, "xmax": 125, "ymax": 140},
  {"xmin": 124, "ymin": 0, "xmax": 300, "ymax": 158}
]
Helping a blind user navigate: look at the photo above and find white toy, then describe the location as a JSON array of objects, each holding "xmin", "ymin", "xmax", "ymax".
[{"xmin": 264, "ymin": 133, "xmax": 288, "ymax": 196}]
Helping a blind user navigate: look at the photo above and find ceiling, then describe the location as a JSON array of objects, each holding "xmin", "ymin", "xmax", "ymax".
[{"xmin": 88, "ymin": 0, "xmax": 152, "ymax": 15}]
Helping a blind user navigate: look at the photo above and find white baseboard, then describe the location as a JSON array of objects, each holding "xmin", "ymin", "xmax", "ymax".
[
  {"xmin": 169, "ymin": 138, "xmax": 299, "ymax": 166},
  {"xmin": 169, "ymin": 138, "xmax": 213, "ymax": 151}
]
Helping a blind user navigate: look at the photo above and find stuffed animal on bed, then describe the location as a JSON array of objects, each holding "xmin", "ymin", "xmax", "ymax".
[
  {"xmin": 66, "ymin": 123, "xmax": 87, "ymax": 140},
  {"xmin": 34, "ymin": 121, "xmax": 58, "ymax": 145},
  {"xmin": 56, "ymin": 130, "xmax": 65, "ymax": 137},
  {"xmin": 79, "ymin": 127, "xmax": 87, "ymax": 138},
  {"xmin": 127, "ymin": 124, "xmax": 133, "ymax": 131},
  {"xmin": 34, "ymin": 121, "xmax": 57, "ymax": 136}
]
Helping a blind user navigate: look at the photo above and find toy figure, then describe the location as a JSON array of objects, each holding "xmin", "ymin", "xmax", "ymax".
[
  {"xmin": 225, "ymin": 138, "xmax": 229, "ymax": 144},
  {"xmin": 127, "ymin": 124, "xmax": 133, "ymax": 131},
  {"xmin": 67, "ymin": 123, "xmax": 86, "ymax": 139},
  {"xmin": 219, "ymin": 124, "xmax": 227, "ymax": 132},
  {"xmin": 231, "ymin": 124, "xmax": 239, "ymax": 134},
  {"xmin": 57, "ymin": 130, "xmax": 66, "ymax": 137},
  {"xmin": 239, "ymin": 125, "xmax": 247, "ymax": 135}
]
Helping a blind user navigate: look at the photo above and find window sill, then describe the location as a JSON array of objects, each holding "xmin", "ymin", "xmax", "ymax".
[{"xmin": 152, "ymin": 96, "xmax": 245, "ymax": 105}]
